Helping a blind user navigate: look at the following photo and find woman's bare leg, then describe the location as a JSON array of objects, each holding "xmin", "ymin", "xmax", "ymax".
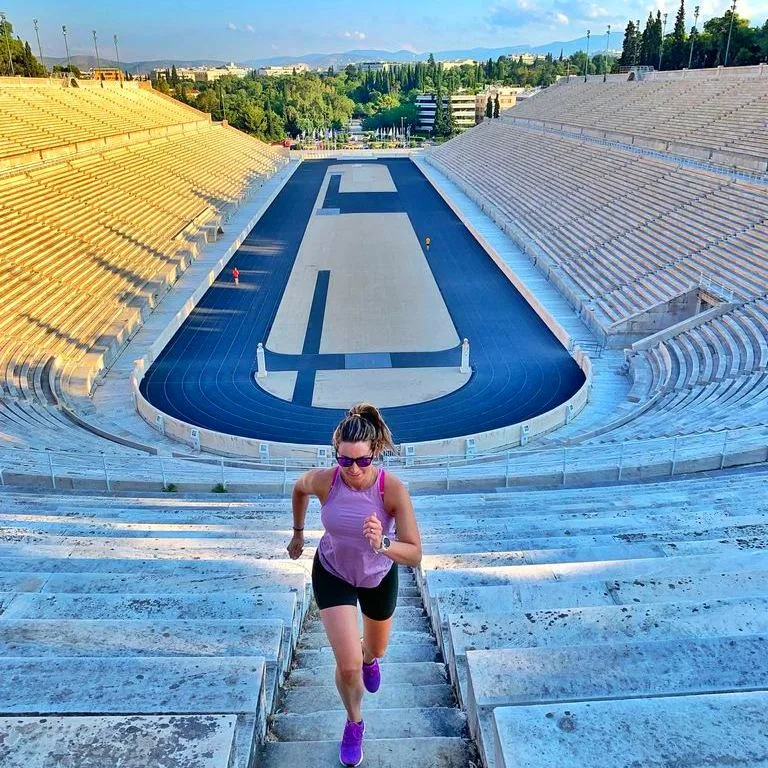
[
  {"xmin": 320, "ymin": 605, "xmax": 365, "ymax": 722},
  {"xmin": 361, "ymin": 614, "xmax": 394, "ymax": 663}
]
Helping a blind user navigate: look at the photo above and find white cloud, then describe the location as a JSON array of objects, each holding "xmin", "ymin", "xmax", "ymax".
[
  {"xmin": 340, "ymin": 30, "xmax": 366, "ymax": 40},
  {"xmin": 488, "ymin": 0, "xmax": 571, "ymax": 28},
  {"xmin": 226, "ymin": 22, "xmax": 256, "ymax": 34}
]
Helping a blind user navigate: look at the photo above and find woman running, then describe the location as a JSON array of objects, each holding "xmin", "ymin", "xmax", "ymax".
[{"xmin": 287, "ymin": 403, "xmax": 422, "ymax": 767}]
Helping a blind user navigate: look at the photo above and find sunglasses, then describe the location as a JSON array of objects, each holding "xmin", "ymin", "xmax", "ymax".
[{"xmin": 336, "ymin": 454, "xmax": 374, "ymax": 468}]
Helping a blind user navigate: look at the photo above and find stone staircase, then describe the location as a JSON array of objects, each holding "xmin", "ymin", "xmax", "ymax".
[
  {"xmin": 258, "ymin": 567, "xmax": 478, "ymax": 767},
  {"xmin": 2, "ymin": 467, "xmax": 768, "ymax": 767}
]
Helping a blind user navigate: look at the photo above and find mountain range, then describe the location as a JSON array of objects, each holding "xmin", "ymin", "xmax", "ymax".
[{"xmin": 43, "ymin": 35, "xmax": 617, "ymax": 74}]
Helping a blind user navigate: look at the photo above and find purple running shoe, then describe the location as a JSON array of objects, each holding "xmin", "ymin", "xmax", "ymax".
[
  {"xmin": 339, "ymin": 719, "xmax": 365, "ymax": 767},
  {"xmin": 362, "ymin": 658, "xmax": 380, "ymax": 693}
]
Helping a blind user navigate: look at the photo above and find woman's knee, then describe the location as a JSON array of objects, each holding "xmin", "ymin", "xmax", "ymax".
[
  {"xmin": 337, "ymin": 656, "xmax": 364, "ymax": 681},
  {"xmin": 364, "ymin": 637, "xmax": 389, "ymax": 658}
]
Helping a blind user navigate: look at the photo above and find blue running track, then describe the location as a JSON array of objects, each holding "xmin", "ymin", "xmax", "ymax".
[{"xmin": 140, "ymin": 158, "xmax": 585, "ymax": 445}]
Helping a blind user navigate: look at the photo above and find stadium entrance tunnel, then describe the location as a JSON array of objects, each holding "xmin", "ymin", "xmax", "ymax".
[
  {"xmin": 607, "ymin": 284, "xmax": 737, "ymax": 349},
  {"xmin": 138, "ymin": 158, "xmax": 587, "ymax": 452}
]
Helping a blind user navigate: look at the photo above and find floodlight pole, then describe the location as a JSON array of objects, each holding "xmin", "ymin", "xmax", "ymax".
[
  {"xmin": 633, "ymin": 19, "xmax": 640, "ymax": 68},
  {"xmin": 603, "ymin": 24, "xmax": 611, "ymax": 82},
  {"xmin": 0, "ymin": 12, "xmax": 13, "ymax": 76},
  {"xmin": 584, "ymin": 29, "xmax": 591, "ymax": 81},
  {"xmin": 33, "ymin": 18, "xmax": 45, "ymax": 73},
  {"xmin": 724, "ymin": 0, "xmax": 737, "ymax": 66},
  {"xmin": 92, "ymin": 30, "xmax": 101, "ymax": 78},
  {"xmin": 658, "ymin": 13, "xmax": 668, "ymax": 71},
  {"xmin": 113, "ymin": 34, "xmax": 122, "ymax": 85},
  {"xmin": 62, "ymin": 25, "xmax": 72, "ymax": 73},
  {"xmin": 688, "ymin": 6, "xmax": 700, "ymax": 69}
]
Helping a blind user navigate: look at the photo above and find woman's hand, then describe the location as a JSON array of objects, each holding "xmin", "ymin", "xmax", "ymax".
[
  {"xmin": 363, "ymin": 514, "xmax": 384, "ymax": 551},
  {"xmin": 287, "ymin": 532, "xmax": 304, "ymax": 560}
]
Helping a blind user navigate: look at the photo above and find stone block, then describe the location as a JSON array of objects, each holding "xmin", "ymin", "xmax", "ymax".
[
  {"xmin": 0, "ymin": 714, "xmax": 238, "ymax": 768},
  {"xmin": 465, "ymin": 635, "xmax": 768, "ymax": 768},
  {"xmin": 492, "ymin": 692, "xmax": 768, "ymax": 768}
]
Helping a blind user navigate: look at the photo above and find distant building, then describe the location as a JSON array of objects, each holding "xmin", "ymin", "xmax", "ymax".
[
  {"xmin": 441, "ymin": 59, "xmax": 477, "ymax": 71},
  {"xmin": 89, "ymin": 68, "xmax": 123, "ymax": 81},
  {"xmin": 258, "ymin": 63, "xmax": 310, "ymax": 77},
  {"xmin": 358, "ymin": 61, "xmax": 389, "ymax": 73},
  {"xmin": 416, "ymin": 92, "xmax": 477, "ymax": 132},
  {"xmin": 475, "ymin": 86, "xmax": 524, "ymax": 120},
  {"xmin": 156, "ymin": 63, "xmax": 250, "ymax": 82}
]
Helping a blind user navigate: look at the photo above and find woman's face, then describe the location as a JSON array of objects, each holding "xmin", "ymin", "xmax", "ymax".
[{"xmin": 336, "ymin": 440, "xmax": 376, "ymax": 485}]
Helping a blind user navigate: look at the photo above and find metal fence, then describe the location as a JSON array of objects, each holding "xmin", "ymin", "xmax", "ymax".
[{"xmin": 1, "ymin": 425, "xmax": 765, "ymax": 495}]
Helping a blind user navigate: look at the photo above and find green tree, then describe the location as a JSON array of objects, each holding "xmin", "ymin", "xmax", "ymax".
[
  {"xmin": 153, "ymin": 77, "xmax": 171, "ymax": 96},
  {"xmin": 485, "ymin": 95, "xmax": 493, "ymax": 118},
  {"xmin": 664, "ymin": 0, "xmax": 688, "ymax": 69},
  {"xmin": 170, "ymin": 65, "xmax": 179, "ymax": 88},
  {"xmin": 0, "ymin": 17, "xmax": 46, "ymax": 76},
  {"xmin": 432, "ymin": 90, "xmax": 444, "ymax": 137},
  {"xmin": 618, "ymin": 20, "xmax": 639, "ymax": 67},
  {"xmin": 493, "ymin": 93, "xmax": 500, "ymax": 118}
]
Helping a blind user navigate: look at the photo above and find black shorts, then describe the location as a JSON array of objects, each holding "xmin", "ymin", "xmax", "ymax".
[{"xmin": 312, "ymin": 551, "xmax": 398, "ymax": 621}]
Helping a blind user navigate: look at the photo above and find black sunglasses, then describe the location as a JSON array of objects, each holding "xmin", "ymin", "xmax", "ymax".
[{"xmin": 336, "ymin": 454, "xmax": 374, "ymax": 468}]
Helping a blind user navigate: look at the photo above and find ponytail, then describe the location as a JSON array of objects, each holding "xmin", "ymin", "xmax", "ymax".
[{"xmin": 332, "ymin": 402, "xmax": 395, "ymax": 456}]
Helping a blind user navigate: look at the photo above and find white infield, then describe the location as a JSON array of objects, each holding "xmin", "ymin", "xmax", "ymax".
[
  {"xmin": 313, "ymin": 367, "xmax": 471, "ymax": 409},
  {"xmin": 259, "ymin": 163, "xmax": 468, "ymax": 408}
]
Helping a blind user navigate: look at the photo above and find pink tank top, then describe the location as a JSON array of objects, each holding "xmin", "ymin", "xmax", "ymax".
[{"xmin": 317, "ymin": 467, "xmax": 395, "ymax": 588}]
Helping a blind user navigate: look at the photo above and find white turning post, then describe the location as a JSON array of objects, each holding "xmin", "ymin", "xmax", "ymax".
[
  {"xmin": 256, "ymin": 342, "xmax": 267, "ymax": 379},
  {"xmin": 460, "ymin": 338, "xmax": 470, "ymax": 374}
]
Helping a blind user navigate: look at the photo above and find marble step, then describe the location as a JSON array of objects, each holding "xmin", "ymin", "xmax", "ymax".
[
  {"xmin": 466, "ymin": 634, "xmax": 768, "ymax": 768},
  {"xmin": 421, "ymin": 550, "xmax": 768, "ymax": 609},
  {"xmin": 421, "ymin": 534, "xmax": 768, "ymax": 573},
  {"xmin": 287, "ymin": 662, "xmax": 448, "ymax": 687},
  {"xmin": 302, "ymin": 614, "xmax": 430, "ymax": 636},
  {"xmin": 0, "ymin": 532, "xmax": 309, "ymax": 559},
  {"xmin": 1, "ymin": 592, "xmax": 301, "ymax": 652},
  {"xmin": 257, "ymin": 735, "xmax": 473, "ymax": 767},
  {"xmin": 295, "ymin": 643, "xmax": 441, "ymax": 666},
  {"xmin": 491, "ymin": 692, "xmax": 768, "ymax": 768},
  {"xmin": 419, "ymin": 516, "xmax": 768, "ymax": 551},
  {"xmin": 445, "ymin": 597, "xmax": 768, "ymax": 706},
  {"xmin": 270, "ymin": 706, "xmax": 467, "ymax": 741},
  {"xmin": 428, "ymin": 569, "xmax": 768, "ymax": 645},
  {"xmin": 0, "ymin": 617, "xmax": 286, "ymax": 712},
  {"xmin": 0, "ymin": 714, "xmax": 238, "ymax": 768},
  {"xmin": 13, "ymin": 568, "xmax": 310, "ymax": 609},
  {"xmin": 298, "ymin": 629, "xmax": 434, "ymax": 650},
  {"xmin": 0, "ymin": 555, "xmax": 307, "ymax": 577},
  {"xmin": 279, "ymin": 683, "xmax": 454, "ymax": 714},
  {"xmin": 0, "ymin": 655, "xmax": 266, "ymax": 715}
]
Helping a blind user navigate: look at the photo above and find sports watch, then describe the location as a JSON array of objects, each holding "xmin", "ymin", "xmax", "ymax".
[{"xmin": 376, "ymin": 535, "xmax": 391, "ymax": 554}]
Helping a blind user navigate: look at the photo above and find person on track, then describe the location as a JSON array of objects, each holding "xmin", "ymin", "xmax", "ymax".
[
  {"xmin": 287, "ymin": 403, "xmax": 422, "ymax": 767},
  {"xmin": 232, "ymin": 266, "xmax": 240, "ymax": 285}
]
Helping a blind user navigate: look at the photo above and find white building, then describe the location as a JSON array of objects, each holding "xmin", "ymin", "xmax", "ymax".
[
  {"xmin": 441, "ymin": 59, "xmax": 477, "ymax": 71},
  {"xmin": 358, "ymin": 61, "xmax": 389, "ymax": 72},
  {"xmin": 416, "ymin": 92, "xmax": 477, "ymax": 133},
  {"xmin": 258, "ymin": 63, "xmax": 310, "ymax": 77},
  {"xmin": 175, "ymin": 62, "xmax": 250, "ymax": 82}
]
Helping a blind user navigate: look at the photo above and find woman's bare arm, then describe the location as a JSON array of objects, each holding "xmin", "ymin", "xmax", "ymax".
[{"xmin": 382, "ymin": 475, "xmax": 422, "ymax": 567}]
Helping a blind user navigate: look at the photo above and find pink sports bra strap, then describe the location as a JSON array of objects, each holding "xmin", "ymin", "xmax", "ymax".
[{"xmin": 378, "ymin": 469, "xmax": 386, "ymax": 498}]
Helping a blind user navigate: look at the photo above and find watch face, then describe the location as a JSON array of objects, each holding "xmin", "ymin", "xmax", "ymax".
[{"xmin": 382, "ymin": 536, "xmax": 391, "ymax": 549}]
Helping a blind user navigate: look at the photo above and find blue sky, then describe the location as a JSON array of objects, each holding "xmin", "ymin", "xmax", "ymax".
[{"xmin": 7, "ymin": 0, "xmax": 768, "ymax": 62}]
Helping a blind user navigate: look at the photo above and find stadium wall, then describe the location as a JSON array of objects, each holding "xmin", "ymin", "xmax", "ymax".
[{"xmin": 131, "ymin": 154, "xmax": 592, "ymax": 460}]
